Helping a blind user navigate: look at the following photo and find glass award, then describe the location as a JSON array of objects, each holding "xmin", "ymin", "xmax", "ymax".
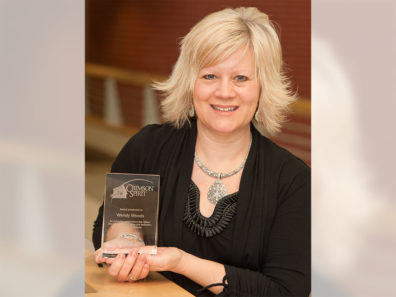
[{"xmin": 101, "ymin": 173, "xmax": 160, "ymax": 257}]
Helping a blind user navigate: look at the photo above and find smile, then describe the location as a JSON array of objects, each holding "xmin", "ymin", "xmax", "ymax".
[{"xmin": 211, "ymin": 105, "xmax": 239, "ymax": 112}]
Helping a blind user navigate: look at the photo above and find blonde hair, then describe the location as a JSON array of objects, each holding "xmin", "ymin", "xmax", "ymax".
[{"xmin": 153, "ymin": 7, "xmax": 296, "ymax": 136}]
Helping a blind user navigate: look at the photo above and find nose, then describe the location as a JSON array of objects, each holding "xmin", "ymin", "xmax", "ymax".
[{"xmin": 215, "ymin": 79, "xmax": 235, "ymax": 99}]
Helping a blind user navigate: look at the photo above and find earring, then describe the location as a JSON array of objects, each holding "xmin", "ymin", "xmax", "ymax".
[{"xmin": 189, "ymin": 104, "xmax": 195, "ymax": 117}]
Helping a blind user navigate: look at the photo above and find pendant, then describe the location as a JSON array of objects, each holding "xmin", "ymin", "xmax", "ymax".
[{"xmin": 207, "ymin": 179, "xmax": 227, "ymax": 204}]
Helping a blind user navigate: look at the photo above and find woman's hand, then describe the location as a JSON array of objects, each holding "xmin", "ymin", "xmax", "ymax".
[
  {"xmin": 94, "ymin": 245, "xmax": 185, "ymax": 282},
  {"xmin": 108, "ymin": 250, "xmax": 150, "ymax": 282},
  {"xmin": 140, "ymin": 246, "xmax": 185, "ymax": 273},
  {"xmin": 93, "ymin": 237, "xmax": 148, "ymax": 282},
  {"xmin": 94, "ymin": 248, "xmax": 149, "ymax": 282}
]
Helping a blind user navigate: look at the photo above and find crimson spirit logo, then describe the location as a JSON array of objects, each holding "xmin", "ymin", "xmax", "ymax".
[{"xmin": 110, "ymin": 179, "xmax": 155, "ymax": 201}]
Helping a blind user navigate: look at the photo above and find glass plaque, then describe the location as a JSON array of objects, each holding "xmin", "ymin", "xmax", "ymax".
[{"xmin": 101, "ymin": 173, "xmax": 160, "ymax": 257}]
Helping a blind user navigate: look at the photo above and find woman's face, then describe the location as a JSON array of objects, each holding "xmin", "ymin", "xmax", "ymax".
[{"xmin": 193, "ymin": 48, "xmax": 260, "ymax": 136}]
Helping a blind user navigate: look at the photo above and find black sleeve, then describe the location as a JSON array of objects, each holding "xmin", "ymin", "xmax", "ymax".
[
  {"xmin": 92, "ymin": 203, "xmax": 104, "ymax": 251},
  {"xmin": 223, "ymin": 168, "xmax": 311, "ymax": 297}
]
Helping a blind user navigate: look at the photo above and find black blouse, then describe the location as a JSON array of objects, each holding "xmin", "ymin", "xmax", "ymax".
[
  {"xmin": 178, "ymin": 181, "xmax": 238, "ymax": 296},
  {"xmin": 93, "ymin": 119, "xmax": 311, "ymax": 297}
]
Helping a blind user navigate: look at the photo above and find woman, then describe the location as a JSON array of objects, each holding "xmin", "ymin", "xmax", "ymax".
[{"xmin": 93, "ymin": 7, "xmax": 310, "ymax": 297}]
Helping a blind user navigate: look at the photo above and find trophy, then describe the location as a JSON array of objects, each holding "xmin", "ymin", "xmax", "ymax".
[{"xmin": 101, "ymin": 173, "xmax": 160, "ymax": 257}]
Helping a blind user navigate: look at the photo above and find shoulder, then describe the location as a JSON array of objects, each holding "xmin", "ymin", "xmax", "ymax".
[
  {"xmin": 122, "ymin": 122, "xmax": 182, "ymax": 151},
  {"xmin": 130, "ymin": 122, "xmax": 179, "ymax": 141},
  {"xmin": 265, "ymin": 137, "xmax": 309, "ymax": 176},
  {"xmin": 255, "ymin": 130, "xmax": 310, "ymax": 199},
  {"xmin": 139, "ymin": 122, "xmax": 180, "ymax": 136},
  {"xmin": 111, "ymin": 122, "xmax": 188, "ymax": 173},
  {"xmin": 255, "ymin": 129, "xmax": 309, "ymax": 172}
]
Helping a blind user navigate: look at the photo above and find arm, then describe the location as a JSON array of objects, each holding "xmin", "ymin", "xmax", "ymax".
[
  {"xmin": 92, "ymin": 126, "xmax": 310, "ymax": 294},
  {"xmin": 140, "ymin": 247, "xmax": 226, "ymax": 295},
  {"xmin": 93, "ymin": 201, "xmax": 226, "ymax": 291},
  {"xmin": 176, "ymin": 253, "xmax": 226, "ymax": 295},
  {"xmin": 221, "ymin": 171, "xmax": 311, "ymax": 296},
  {"xmin": 92, "ymin": 202, "xmax": 104, "ymax": 251},
  {"xmin": 93, "ymin": 170, "xmax": 310, "ymax": 295},
  {"xmin": 142, "ymin": 169, "xmax": 310, "ymax": 296}
]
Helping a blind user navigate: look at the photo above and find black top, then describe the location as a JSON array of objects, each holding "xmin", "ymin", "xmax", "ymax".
[
  {"xmin": 93, "ymin": 119, "xmax": 311, "ymax": 296},
  {"xmin": 179, "ymin": 181, "xmax": 238, "ymax": 296},
  {"xmin": 183, "ymin": 180, "xmax": 238, "ymax": 238}
]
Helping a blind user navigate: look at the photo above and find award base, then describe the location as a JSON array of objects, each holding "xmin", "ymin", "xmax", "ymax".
[{"xmin": 102, "ymin": 246, "xmax": 157, "ymax": 258}]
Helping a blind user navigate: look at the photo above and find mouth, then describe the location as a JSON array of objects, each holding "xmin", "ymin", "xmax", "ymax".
[{"xmin": 210, "ymin": 105, "xmax": 239, "ymax": 112}]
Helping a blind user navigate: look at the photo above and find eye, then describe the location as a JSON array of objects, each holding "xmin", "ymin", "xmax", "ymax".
[
  {"xmin": 203, "ymin": 74, "xmax": 216, "ymax": 80},
  {"xmin": 235, "ymin": 75, "xmax": 248, "ymax": 82}
]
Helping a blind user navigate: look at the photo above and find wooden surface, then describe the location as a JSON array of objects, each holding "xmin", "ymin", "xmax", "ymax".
[{"xmin": 85, "ymin": 249, "xmax": 193, "ymax": 297}]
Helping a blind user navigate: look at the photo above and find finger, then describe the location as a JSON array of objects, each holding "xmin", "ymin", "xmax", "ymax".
[
  {"xmin": 139, "ymin": 263, "xmax": 150, "ymax": 279},
  {"xmin": 105, "ymin": 249, "xmax": 133, "ymax": 264},
  {"xmin": 94, "ymin": 249, "xmax": 107, "ymax": 263},
  {"xmin": 107, "ymin": 253, "xmax": 125, "ymax": 277},
  {"xmin": 129, "ymin": 254, "xmax": 146, "ymax": 281},
  {"xmin": 104, "ymin": 252, "xmax": 130, "ymax": 265},
  {"xmin": 118, "ymin": 250, "xmax": 138, "ymax": 282},
  {"xmin": 105, "ymin": 257, "xmax": 116, "ymax": 265},
  {"xmin": 94, "ymin": 249, "xmax": 102, "ymax": 262}
]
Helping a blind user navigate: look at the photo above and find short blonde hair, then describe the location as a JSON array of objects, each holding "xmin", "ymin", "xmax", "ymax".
[{"xmin": 153, "ymin": 7, "xmax": 296, "ymax": 136}]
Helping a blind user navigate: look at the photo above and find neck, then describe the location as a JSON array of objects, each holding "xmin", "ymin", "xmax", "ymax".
[{"xmin": 195, "ymin": 121, "xmax": 252, "ymax": 172}]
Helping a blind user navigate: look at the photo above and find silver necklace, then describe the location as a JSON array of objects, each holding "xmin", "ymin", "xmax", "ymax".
[{"xmin": 194, "ymin": 138, "xmax": 252, "ymax": 204}]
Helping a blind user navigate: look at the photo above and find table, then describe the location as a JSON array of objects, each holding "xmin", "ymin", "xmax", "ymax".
[{"xmin": 85, "ymin": 249, "xmax": 193, "ymax": 297}]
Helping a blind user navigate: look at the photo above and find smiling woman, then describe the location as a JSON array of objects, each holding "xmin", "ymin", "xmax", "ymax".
[
  {"xmin": 93, "ymin": 7, "xmax": 310, "ymax": 297},
  {"xmin": 154, "ymin": 7, "xmax": 295, "ymax": 138}
]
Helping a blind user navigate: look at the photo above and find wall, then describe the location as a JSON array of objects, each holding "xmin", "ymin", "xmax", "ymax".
[{"xmin": 85, "ymin": 0, "xmax": 311, "ymax": 163}]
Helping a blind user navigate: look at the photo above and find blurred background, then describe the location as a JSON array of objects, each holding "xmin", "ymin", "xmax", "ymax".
[{"xmin": 84, "ymin": 0, "xmax": 311, "ymax": 247}]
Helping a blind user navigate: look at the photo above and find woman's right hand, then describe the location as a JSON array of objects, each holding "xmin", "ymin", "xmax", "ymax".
[
  {"xmin": 103, "ymin": 250, "xmax": 150, "ymax": 282},
  {"xmin": 94, "ymin": 238, "xmax": 148, "ymax": 281}
]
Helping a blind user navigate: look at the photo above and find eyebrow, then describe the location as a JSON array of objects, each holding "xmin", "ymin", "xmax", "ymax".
[{"xmin": 199, "ymin": 68, "xmax": 253, "ymax": 74}]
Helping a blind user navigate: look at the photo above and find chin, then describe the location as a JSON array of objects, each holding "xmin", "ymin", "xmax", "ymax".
[
  {"xmin": 198, "ymin": 117, "xmax": 250, "ymax": 135},
  {"xmin": 213, "ymin": 128, "xmax": 235, "ymax": 135},
  {"xmin": 209, "ymin": 123, "xmax": 241, "ymax": 135}
]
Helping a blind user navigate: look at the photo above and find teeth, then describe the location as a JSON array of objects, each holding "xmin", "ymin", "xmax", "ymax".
[{"xmin": 212, "ymin": 105, "xmax": 237, "ymax": 112}]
